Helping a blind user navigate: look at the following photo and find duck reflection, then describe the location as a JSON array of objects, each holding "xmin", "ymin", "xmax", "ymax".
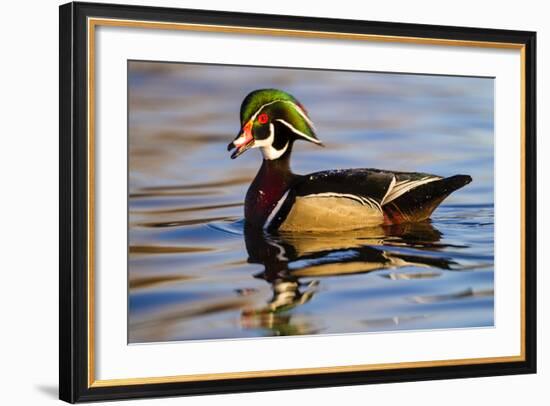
[{"xmin": 240, "ymin": 222, "xmax": 456, "ymax": 335}]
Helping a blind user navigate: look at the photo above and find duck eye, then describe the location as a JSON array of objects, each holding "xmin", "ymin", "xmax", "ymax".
[{"xmin": 257, "ymin": 113, "xmax": 269, "ymax": 125}]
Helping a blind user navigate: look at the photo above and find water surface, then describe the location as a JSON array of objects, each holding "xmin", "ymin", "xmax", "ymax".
[{"xmin": 128, "ymin": 61, "xmax": 494, "ymax": 343}]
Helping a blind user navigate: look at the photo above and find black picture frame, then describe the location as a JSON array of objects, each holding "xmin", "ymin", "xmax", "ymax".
[{"xmin": 59, "ymin": 1, "xmax": 537, "ymax": 403}]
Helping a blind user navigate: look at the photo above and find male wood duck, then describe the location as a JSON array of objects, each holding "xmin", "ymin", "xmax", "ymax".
[{"xmin": 228, "ymin": 89, "xmax": 472, "ymax": 232}]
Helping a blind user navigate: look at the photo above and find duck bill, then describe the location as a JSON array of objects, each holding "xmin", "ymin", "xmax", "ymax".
[{"xmin": 227, "ymin": 122, "xmax": 255, "ymax": 159}]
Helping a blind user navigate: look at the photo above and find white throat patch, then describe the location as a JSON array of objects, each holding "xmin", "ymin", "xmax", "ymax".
[{"xmin": 253, "ymin": 123, "xmax": 289, "ymax": 160}]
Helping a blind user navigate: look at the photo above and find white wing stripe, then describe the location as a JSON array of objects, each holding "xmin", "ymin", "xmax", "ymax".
[
  {"xmin": 382, "ymin": 176, "xmax": 440, "ymax": 205},
  {"xmin": 365, "ymin": 196, "xmax": 382, "ymax": 211},
  {"xmin": 381, "ymin": 176, "xmax": 397, "ymax": 206}
]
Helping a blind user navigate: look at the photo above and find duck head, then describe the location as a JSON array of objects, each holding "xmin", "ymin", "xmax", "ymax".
[{"xmin": 228, "ymin": 89, "xmax": 323, "ymax": 160}]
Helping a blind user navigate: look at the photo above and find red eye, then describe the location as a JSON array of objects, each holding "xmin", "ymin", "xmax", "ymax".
[{"xmin": 257, "ymin": 113, "xmax": 269, "ymax": 124}]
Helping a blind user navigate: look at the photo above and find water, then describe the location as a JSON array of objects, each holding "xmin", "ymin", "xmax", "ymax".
[{"xmin": 128, "ymin": 61, "xmax": 494, "ymax": 343}]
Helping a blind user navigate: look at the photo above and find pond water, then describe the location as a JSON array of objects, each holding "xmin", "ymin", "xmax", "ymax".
[{"xmin": 128, "ymin": 61, "xmax": 494, "ymax": 343}]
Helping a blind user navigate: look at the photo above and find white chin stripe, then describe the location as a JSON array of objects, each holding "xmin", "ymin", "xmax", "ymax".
[
  {"xmin": 261, "ymin": 143, "xmax": 288, "ymax": 160},
  {"xmin": 254, "ymin": 123, "xmax": 289, "ymax": 160}
]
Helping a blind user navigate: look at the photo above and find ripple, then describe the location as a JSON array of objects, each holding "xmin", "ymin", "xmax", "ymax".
[
  {"xmin": 411, "ymin": 288, "xmax": 494, "ymax": 304},
  {"xmin": 207, "ymin": 219, "xmax": 245, "ymax": 236},
  {"xmin": 135, "ymin": 202, "xmax": 242, "ymax": 215},
  {"xmin": 130, "ymin": 190, "xmax": 219, "ymax": 198},
  {"xmin": 381, "ymin": 271, "xmax": 442, "ymax": 280},
  {"xmin": 138, "ymin": 216, "xmax": 237, "ymax": 228},
  {"xmin": 129, "ymin": 274, "xmax": 194, "ymax": 290},
  {"xmin": 136, "ymin": 176, "xmax": 252, "ymax": 193},
  {"xmin": 129, "ymin": 245, "xmax": 214, "ymax": 254}
]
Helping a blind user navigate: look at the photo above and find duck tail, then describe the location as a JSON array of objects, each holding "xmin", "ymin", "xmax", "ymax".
[{"xmin": 382, "ymin": 175, "xmax": 472, "ymax": 224}]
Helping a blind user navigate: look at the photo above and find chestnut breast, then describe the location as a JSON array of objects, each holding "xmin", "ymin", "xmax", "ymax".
[{"xmin": 244, "ymin": 161, "xmax": 296, "ymax": 228}]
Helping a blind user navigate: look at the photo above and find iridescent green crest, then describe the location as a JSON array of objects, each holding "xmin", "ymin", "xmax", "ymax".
[{"xmin": 239, "ymin": 89, "xmax": 321, "ymax": 144}]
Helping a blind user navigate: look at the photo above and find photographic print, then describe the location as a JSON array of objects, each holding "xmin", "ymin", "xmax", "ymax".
[
  {"xmin": 60, "ymin": 4, "xmax": 536, "ymax": 401},
  {"xmin": 128, "ymin": 61, "xmax": 494, "ymax": 343}
]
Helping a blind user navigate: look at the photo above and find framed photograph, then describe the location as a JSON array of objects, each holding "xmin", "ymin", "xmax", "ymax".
[{"xmin": 59, "ymin": 1, "xmax": 536, "ymax": 403}]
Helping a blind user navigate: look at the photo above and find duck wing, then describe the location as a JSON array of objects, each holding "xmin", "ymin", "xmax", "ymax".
[
  {"xmin": 294, "ymin": 168, "xmax": 394, "ymax": 206},
  {"xmin": 265, "ymin": 169, "xmax": 471, "ymax": 231},
  {"xmin": 382, "ymin": 173, "xmax": 472, "ymax": 223}
]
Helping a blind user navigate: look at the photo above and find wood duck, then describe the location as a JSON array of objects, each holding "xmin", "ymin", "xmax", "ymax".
[{"xmin": 228, "ymin": 89, "xmax": 472, "ymax": 232}]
